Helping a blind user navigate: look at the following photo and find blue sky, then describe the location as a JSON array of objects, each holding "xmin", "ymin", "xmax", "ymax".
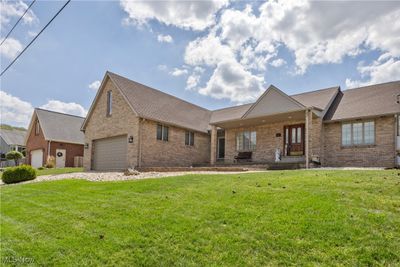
[{"xmin": 1, "ymin": 0, "xmax": 399, "ymax": 127}]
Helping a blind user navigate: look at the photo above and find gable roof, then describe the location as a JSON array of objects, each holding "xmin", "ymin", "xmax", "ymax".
[
  {"xmin": 0, "ymin": 129, "xmax": 27, "ymax": 146},
  {"xmin": 84, "ymin": 72, "xmax": 212, "ymax": 133},
  {"xmin": 291, "ymin": 86, "xmax": 340, "ymax": 111},
  {"xmin": 242, "ymin": 85, "xmax": 306, "ymax": 119},
  {"xmin": 27, "ymin": 108, "xmax": 85, "ymax": 144},
  {"xmin": 210, "ymin": 85, "xmax": 339, "ymax": 124},
  {"xmin": 324, "ymin": 81, "xmax": 400, "ymax": 121}
]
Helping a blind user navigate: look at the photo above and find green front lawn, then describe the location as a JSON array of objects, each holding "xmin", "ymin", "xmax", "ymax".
[
  {"xmin": 0, "ymin": 167, "xmax": 83, "ymax": 179},
  {"xmin": 36, "ymin": 167, "xmax": 83, "ymax": 176},
  {"xmin": 1, "ymin": 170, "xmax": 399, "ymax": 266}
]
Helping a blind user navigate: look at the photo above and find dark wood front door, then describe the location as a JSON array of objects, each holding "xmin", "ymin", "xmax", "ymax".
[
  {"xmin": 284, "ymin": 124, "xmax": 305, "ymax": 156},
  {"xmin": 218, "ymin": 137, "xmax": 225, "ymax": 159}
]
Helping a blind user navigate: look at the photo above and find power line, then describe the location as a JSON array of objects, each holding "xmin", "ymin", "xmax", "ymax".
[
  {"xmin": 0, "ymin": 0, "xmax": 71, "ymax": 77},
  {"xmin": 0, "ymin": 0, "xmax": 37, "ymax": 46}
]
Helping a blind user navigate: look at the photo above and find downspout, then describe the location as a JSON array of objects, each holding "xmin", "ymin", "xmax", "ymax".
[
  {"xmin": 137, "ymin": 118, "xmax": 143, "ymax": 168},
  {"xmin": 47, "ymin": 140, "xmax": 51, "ymax": 164}
]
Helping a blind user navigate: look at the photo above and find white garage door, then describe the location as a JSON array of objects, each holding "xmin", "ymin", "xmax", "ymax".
[
  {"xmin": 92, "ymin": 135, "xmax": 127, "ymax": 171},
  {"xmin": 31, "ymin": 149, "xmax": 43, "ymax": 168}
]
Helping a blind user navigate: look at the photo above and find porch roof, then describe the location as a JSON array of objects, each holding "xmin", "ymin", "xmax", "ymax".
[
  {"xmin": 212, "ymin": 110, "xmax": 318, "ymax": 129},
  {"xmin": 210, "ymin": 85, "xmax": 338, "ymax": 127}
]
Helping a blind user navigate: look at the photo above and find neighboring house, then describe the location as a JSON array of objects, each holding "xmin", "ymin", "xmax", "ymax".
[
  {"xmin": 82, "ymin": 71, "xmax": 400, "ymax": 171},
  {"xmin": 0, "ymin": 128, "xmax": 27, "ymax": 167},
  {"xmin": 25, "ymin": 108, "xmax": 85, "ymax": 168}
]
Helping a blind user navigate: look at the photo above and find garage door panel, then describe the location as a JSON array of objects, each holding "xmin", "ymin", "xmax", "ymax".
[
  {"xmin": 93, "ymin": 135, "xmax": 127, "ymax": 171},
  {"xmin": 31, "ymin": 149, "xmax": 43, "ymax": 168}
]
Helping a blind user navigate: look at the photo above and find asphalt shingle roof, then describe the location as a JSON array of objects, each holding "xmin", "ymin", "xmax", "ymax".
[
  {"xmin": 0, "ymin": 129, "xmax": 27, "ymax": 146},
  {"xmin": 108, "ymin": 72, "xmax": 212, "ymax": 133},
  {"xmin": 324, "ymin": 81, "xmax": 400, "ymax": 121},
  {"xmin": 36, "ymin": 108, "xmax": 85, "ymax": 144},
  {"xmin": 210, "ymin": 86, "xmax": 339, "ymax": 123}
]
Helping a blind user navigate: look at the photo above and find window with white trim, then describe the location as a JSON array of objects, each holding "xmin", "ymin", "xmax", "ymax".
[
  {"xmin": 341, "ymin": 121, "xmax": 375, "ymax": 146},
  {"xmin": 157, "ymin": 124, "xmax": 169, "ymax": 141},
  {"xmin": 236, "ymin": 131, "xmax": 256, "ymax": 151},
  {"xmin": 185, "ymin": 131, "xmax": 194, "ymax": 146}
]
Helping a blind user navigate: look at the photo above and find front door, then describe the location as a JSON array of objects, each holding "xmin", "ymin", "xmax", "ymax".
[
  {"xmin": 284, "ymin": 124, "xmax": 305, "ymax": 156},
  {"xmin": 56, "ymin": 149, "xmax": 66, "ymax": 168},
  {"xmin": 218, "ymin": 137, "xmax": 225, "ymax": 159}
]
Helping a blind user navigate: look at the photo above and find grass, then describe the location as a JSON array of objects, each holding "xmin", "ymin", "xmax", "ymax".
[
  {"xmin": 36, "ymin": 167, "xmax": 83, "ymax": 176},
  {"xmin": 1, "ymin": 170, "xmax": 399, "ymax": 266},
  {"xmin": 0, "ymin": 167, "xmax": 83, "ymax": 180}
]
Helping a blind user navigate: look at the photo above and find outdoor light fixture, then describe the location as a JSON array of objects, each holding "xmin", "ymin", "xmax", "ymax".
[
  {"xmin": 397, "ymin": 94, "xmax": 400, "ymax": 104},
  {"xmin": 128, "ymin": 136, "xmax": 134, "ymax": 143},
  {"xmin": 84, "ymin": 143, "xmax": 89, "ymax": 149}
]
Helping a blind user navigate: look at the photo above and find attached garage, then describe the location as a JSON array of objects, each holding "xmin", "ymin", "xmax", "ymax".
[
  {"xmin": 31, "ymin": 149, "xmax": 43, "ymax": 168},
  {"xmin": 92, "ymin": 135, "xmax": 127, "ymax": 171}
]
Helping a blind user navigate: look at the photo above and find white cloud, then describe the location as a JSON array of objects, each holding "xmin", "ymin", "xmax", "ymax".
[
  {"xmin": 157, "ymin": 34, "xmax": 173, "ymax": 43},
  {"xmin": 0, "ymin": 0, "xmax": 38, "ymax": 28},
  {"xmin": 157, "ymin": 64, "xmax": 167, "ymax": 71},
  {"xmin": 88, "ymin": 80, "xmax": 101, "ymax": 91},
  {"xmin": 270, "ymin": 58, "xmax": 286, "ymax": 67},
  {"xmin": 120, "ymin": 0, "xmax": 229, "ymax": 31},
  {"xmin": 125, "ymin": 1, "xmax": 400, "ymax": 102},
  {"xmin": 184, "ymin": 33, "xmax": 235, "ymax": 66},
  {"xmin": 199, "ymin": 59, "xmax": 264, "ymax": 103},
  {"xmin": 0, "ymin": 91, "xmax": 87, "ymax": 127},
  {"xmin": 170, "ymin": 67, "xmax": 188, "ymax": 77},
  {"xmin": 186, "ymin": 67, "xmax": 204, "ymax": 90},
  {"xmin": 40, "ymin": 100, "xmax": 87, "ymax": 117},
  {"xmin": 345, "ymin": 55, "xmax": 400, "ymax": 88},
  {"xmin": 0, "ymin": 38, "xmax": 23, "ymax": 59},
  {"xmin": 0, "ymin": 91, "xmax": 34, "ymax": 127}
]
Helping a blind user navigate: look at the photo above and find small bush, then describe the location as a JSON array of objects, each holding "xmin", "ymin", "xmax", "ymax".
[
  {"xmin": 6, "ymin": 151, "xmax": 23, "ymax": 165},
  {"xmin": 37, "ymin": 167, "xmax": 45, "ymax": 170},
  {"xmin": 45, "ymin": 156, "xmax": 55, "ymax": 168},
  {"xmin": 2, "ymin": 165, "xmax": 37, "ymax": 184}
]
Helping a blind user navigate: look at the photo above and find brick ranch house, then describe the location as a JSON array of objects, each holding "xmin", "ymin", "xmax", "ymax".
[
  {"xmin": 81, "ymin": 71, "xmax": 400, "ymax": 171},
  {"xmin": 26, "ymin": 108, "xmax": 84, "ymax": 168}
]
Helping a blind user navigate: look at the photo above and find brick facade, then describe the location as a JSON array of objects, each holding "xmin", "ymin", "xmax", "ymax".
[
  {"xmin": 140, "ymin": 120, "xmax": 210, "ymax": 167},
  {"xmin": 83, "ymin": 76, "xmax": 397, "ymax": 169},
  {"xmin": 83, "ymin": 78, "xmax": 140, "ymax": 170},
  {"xmin": 26, "ymin": 118, "xmax": 83, "ymax": 167},
  {"xmin": 83, "ymin": 78, "xmax": 211, "ymax": 170},
  {"xmin": 223, "ymin": 116, "xmax": 323, "ymax": 163},
  {"xmin": 49, "ymin": 142, "xmax": 83, "ymax": 167},
  {"xmin": 26, "ymin": 118, "xmax": 48, "ymax": 166},
  {"xmin": 323, "ymin": 116, "xmax": 396, "ymax": 167}
]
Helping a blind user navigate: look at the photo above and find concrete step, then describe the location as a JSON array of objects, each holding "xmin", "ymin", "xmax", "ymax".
[
  {"xmin": 267, "ymin": 162, "xmax": 302, "ymax": 170},
  {"xmin": 280, "ymin": 156, "xmax": 305, "ymax": 163}
]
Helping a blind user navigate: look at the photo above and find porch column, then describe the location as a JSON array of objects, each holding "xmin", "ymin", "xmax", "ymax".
[
  {"xmin": 211, "ymin": 125, "xmax": 217, "ymax": 165},
  {"xmin": 305, "ymin": 109, "xmax": 310, "ymax": 169}
]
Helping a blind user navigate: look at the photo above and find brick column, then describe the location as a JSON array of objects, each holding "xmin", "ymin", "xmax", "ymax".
[{"xmin": 211, "ymin": 125, "xmax": 217, "ymax": 165}]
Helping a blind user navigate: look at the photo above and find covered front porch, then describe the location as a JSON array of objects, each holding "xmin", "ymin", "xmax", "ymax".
[{"xmin": 210, "ymin": 108, "xmax": 321, "ymax": 169}]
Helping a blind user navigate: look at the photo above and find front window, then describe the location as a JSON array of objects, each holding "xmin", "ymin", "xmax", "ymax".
[
  {"xmin": 341, "ymin": 121, "xmax": 375, "ymax": 146},
  {"xmin": 185, "ymin": 131, "xmax": 194, "ymax": 146},
  {"xmin": 157, "ymin": 124, "xmax": 169, "ymax": 141},
  {"xmin": 107, "ymin": 91, "xmax": 112, "ymax": 116},
  {"xmin": 236, "ymin": 131, "xmax": 256, "ymax": 151}
]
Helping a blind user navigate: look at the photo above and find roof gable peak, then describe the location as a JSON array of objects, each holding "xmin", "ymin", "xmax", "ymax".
[{"xmin": 242, "ymin": 85, "xmax": 305, "ymax": 119}]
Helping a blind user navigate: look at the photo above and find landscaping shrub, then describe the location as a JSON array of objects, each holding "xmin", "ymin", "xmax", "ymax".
[
  {"xmin": 38, "ymin": 167, "xmax": 45, "ymax": 170},
  {"xmin": 6, "ymin": 151, "xmax": 23, "ymax": 165},
  {"xmin": 2, "ymin": 165, "xmax": 37, "ymax": 184},
  {"xmin": 45, "ymin": 156, "xmax": 55, "ymax": 168}
]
